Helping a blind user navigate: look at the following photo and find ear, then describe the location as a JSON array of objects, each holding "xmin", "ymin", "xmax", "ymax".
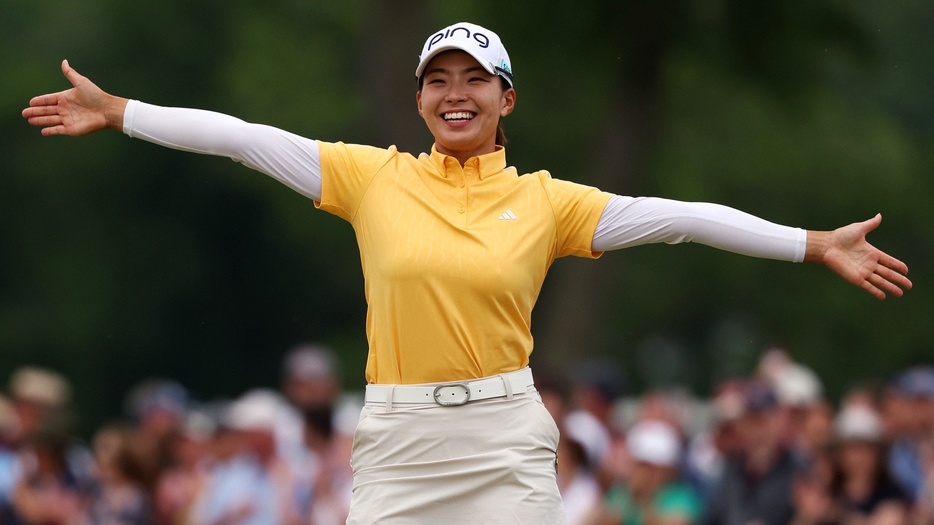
[
  {"xmin": 416, "ymin": 91, "xmax": 424, "ymax": 118},
  {"xmin": 500, "ymin": 87, "xmax": 516, "ymax": 117}
]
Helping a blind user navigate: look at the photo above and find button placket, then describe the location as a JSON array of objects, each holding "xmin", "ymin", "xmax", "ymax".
[{"xmin": 460, "ymin": 161, "xmax": 478, "ymax": 220}]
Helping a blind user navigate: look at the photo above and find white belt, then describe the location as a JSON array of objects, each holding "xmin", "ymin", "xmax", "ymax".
[{"xmin": 365, "ymin": 367, "xmax": 534, "ymax": 408}]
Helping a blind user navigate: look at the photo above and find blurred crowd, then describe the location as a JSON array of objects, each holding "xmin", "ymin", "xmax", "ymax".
[
  {"xmin": 545, "ymin": 349, "xmax": 934, "ymax": 525},
  {"xmin": 0, "ymin": 345, "xmax": 355, "ymax": 525},
  {"xmin": 0, "ymin": 346, "xmax": 932, "ymax": 525}
]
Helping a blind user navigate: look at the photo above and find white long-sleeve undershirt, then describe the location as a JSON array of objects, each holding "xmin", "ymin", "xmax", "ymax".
[{"xmin": 123, "ymin": 100, "xmax": 806, "ymax": 262}]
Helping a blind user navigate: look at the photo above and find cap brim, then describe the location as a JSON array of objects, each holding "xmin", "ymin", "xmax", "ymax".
[{"xmin": 416, "ymin": 45, "xmax": 499, "ymax": 79}]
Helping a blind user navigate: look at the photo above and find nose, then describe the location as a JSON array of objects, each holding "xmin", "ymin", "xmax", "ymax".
[{"xmin": 444, "ymin": 82, "xmax": 467, "ymax": 103}]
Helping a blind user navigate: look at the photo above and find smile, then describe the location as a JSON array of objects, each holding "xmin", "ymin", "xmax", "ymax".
[{"xmin": 443, "ymin": 111, "xmax": 476, "ymax": 122}]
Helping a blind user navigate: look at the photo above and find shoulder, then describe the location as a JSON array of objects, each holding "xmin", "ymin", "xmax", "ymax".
[
  {"xmin": 317, "ymin": 141, "xmax": 413, "ymax": 163},
  {"xmin": 528, "ymin": 171, "xmax": 614, "ymax": 211},
  {"xmin": 527, "ymin": 170, "xmax": 603, "ymax": 193},
  {"xmin": 318, "ymin": 142, "xmax": 417, "ymax": 174}
]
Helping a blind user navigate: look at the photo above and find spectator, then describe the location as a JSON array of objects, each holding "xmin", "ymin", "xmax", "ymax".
[
  {"xmin": 11, "ymin": 422, "xmax": 86, "ymax": 524},
  {"xmin": 192, "ymin": 389, "xmax": 302, "ymax": 525},
  {"xmin": 153, "ymin": 408, "xmax": 215, "ymax": 524},
  {"xmin": 771, "ymin": 359, "xmax": 830, "ymax": 463},
  {"xmin": 282, "ymin": 345, "xmax": 341, "ymax": 412},
  {"xmin": 684, "ymin": 381, "xmax": 745, "ymax": 506},
  {"xmin": 885, "ymin": 366, "xmax": 934, "ymax": 504},
  {"xmin": 567, "ymin": 360, "xmax": 627, "ymax": 483},
  {"xmin": 702, "ymin": 381, "xmax": 803, "ymax": 525},
  {"xmin": 8, "ymin": 367, "xmax": 72, "ymax": 446},
  {"xmin": 278, "ymin": 344, "xmax": 346, "ymax": 522},
  {"xmin": 302, "ymin": 401, "xmax": 357, "ymax": 525},
  {"xmin": 6, "ymin": 366, "xmax": 94, "ymax": 525},
  {"xmin": 594, "ymin": 419, "xmax": 701, "ymax": 525},
  {"xmin": 829, "ymin": 402, "xmax": 909, "ymax": 523},
  {"xmin": 86, "ymin": 422, "xmax": 152, "ymax": 525},
  {"xmin": 559, "ymin": 428, "xmax": 603, "ymax": 525},
  {"xmin": 123, "ymin": 379, "xmax": 189, "ymax": 492},
  {"xmin": 571, "ymin": 360, "xmax": 627, "ymax": 437}
]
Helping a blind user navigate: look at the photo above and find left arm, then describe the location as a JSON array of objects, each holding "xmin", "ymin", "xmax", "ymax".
[{"xmin": 593, "ymin": 196, "xmax": 911, "ymax": 299}]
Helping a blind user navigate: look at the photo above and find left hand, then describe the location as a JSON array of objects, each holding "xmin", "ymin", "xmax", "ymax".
[{"xmin": 805, "ymin": 214, "xmax": 912, "ymax": 300}]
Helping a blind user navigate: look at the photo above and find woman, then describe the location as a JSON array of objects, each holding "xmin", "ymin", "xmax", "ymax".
[{"xmin": 22, "ymin": 21, "xmax": 911, "ymax": 524}]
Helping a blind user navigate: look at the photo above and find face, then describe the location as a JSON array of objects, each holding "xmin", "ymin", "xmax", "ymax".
[
  {"xmin": 736, "ymin": 408, "xmax": 786, "ymax": 453},
  {"xmin": 628, "ymin": 461, "xmax": 674, "ymax": 497},
  {"xmin": 417, "ymin": 50, "xmax": 515, "ymax": 164},
  {"xmin": 838, "ymin": 440, "xmax": 881, "ymax": 476}
]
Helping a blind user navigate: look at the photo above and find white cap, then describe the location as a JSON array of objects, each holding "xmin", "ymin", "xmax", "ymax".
[
  {"xmin": 9, "ymin": 366, "xmax": 71, "ymax": 407},
  {"xmin": 416, "ymin": 22, "xmax": 514, "ymax": 86},
  {"xmin": 774, "ymin": 364, "xmax": 823, "ymax": 407},
  {"xmin": 283, "ymin": 344, "xmax": 337, "ymax": 380},
  {"xmin": 627, "ymin": 420, "xmax": 681, "ymax": 467},
  {"xmin": 564, "ymin": 410, "xmax": 612, "ymax": 467},
  {"xmin": 223, "ymin": 389, "xmax": 286, "ymax": 431},
  {"xmin": 835, "ymin": 404, "xmax": 882, "ymax": 442}
]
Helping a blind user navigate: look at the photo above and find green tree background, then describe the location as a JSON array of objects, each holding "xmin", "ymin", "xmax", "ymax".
[{"xmin": 2, "ymin": 0, "xmax": 931, "ymax": 434}]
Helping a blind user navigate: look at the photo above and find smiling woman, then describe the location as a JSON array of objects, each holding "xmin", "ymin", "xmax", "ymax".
[
  {"xmin": 416, "ymin": 22, "xmax": 515, "ymax": 158},
  {"xmin": 21, "ymin": 20, "xmax": 911, "ymax": 524},
  {"xmin": 416, "ymin": 50, "xmax": 515, "ymax": 163}
]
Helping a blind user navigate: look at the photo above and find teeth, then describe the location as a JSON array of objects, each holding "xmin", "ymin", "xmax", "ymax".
[{"xmin": 444, "ymin": 112, "xmax": 475, "ymax": 121}]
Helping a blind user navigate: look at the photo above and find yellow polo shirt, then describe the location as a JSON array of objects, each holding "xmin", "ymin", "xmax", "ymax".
[{"xmin": 317, "ymin": 142, "xmax": 613, "ymax": 384}]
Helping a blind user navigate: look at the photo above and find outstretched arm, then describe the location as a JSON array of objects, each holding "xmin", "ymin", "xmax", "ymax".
[
  {"xmin": 22, "ymin": 60, "xmax": 127, "ymax": 136},
  {"xmin": 592, "ymin": 196, "xmax": 911, "ymax": 300},
  {"xmin": 805, "ymin": 213, "xmax": 911, "ymax": 300},
  {"xmin": 22, "ymin": 61, "xmax": 323, "ymax": 200}
]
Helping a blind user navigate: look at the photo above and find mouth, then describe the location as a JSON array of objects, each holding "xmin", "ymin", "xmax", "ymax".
[{"xmin": 442, "ymin": 111, "xmax": 476, "ymax": 123}]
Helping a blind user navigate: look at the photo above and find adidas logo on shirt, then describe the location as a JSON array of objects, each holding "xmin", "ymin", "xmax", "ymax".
[{"xmin": 498, "ymin": 209, "xmax": 518, "ymax": 221}]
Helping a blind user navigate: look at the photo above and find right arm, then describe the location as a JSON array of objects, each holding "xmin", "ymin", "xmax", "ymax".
[{"xmin": 23, "ymin": 60, "xmax": 322, "ymax": 200}]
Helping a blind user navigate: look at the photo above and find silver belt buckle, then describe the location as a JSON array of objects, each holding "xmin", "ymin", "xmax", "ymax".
[{"xmin": 433, "ymin": 383, "xmax": 471, "ymax": 406}]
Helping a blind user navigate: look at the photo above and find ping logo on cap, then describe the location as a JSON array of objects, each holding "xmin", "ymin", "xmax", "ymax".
[
  {"xmin": 427, "ymin": 26, "xmax": 491, "ymax": 51},
  {"xmin": 416, "ymin": 22, "xmax": 514, "ymax": 86}
]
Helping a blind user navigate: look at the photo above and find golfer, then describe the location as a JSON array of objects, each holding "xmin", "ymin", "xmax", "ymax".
[{"xmin": 23, "ymin": 21, "xmax": 911, "ymax": 524}]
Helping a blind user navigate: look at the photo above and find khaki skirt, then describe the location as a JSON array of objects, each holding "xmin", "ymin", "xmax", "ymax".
[{"xmin": 346, "ymin": 384, "xmax": 564, "ymax": 524}]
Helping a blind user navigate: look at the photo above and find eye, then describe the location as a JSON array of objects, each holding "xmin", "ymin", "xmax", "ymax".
[{"xmin": 469, "ymin": 76, "xmax": 489, "ymax": 83}]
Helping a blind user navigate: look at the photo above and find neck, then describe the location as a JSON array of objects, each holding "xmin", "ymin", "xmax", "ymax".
[{"xmin": 435, "ymin": 143, "xmax": 499, "ymax": 166}]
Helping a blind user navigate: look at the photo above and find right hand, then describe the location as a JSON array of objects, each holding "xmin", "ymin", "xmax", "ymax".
[{"xmin": 22, "ymin": 59, "xmax": 127, "ymax": 136}]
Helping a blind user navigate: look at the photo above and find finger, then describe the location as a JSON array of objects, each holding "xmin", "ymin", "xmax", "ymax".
[
  {"xmin": 62, "ymin": 59, "xmax": 87, "ymax": 88},
  {"xmin": 871, "ymin": 266, "xmax": 913, "ymax": 297},
  {"xmin": 22, "ymin": 104, "xmax": 61, "ymax": 118},
  {"xmin": 860, "ymin": 213, "xmax": 883, "ymax": 234},
  {"xmin": 28, "ymin": 91, "xmax": 67, "ymax": 108},
  {"xmin": 861, "ymin": 278, "xmax": 886, "ymax": 300},
  {"xmin": 878, "ymin": 252, "xmax": 909, "ymax": 276},
  {"xmin": 26, "ymin": 115, "xmax": 64, "ymax": 128},
  {"xmin": 41, "ymin": 125, "xmax": 67, "ymax": 137},
  {"xmin": 876, "ymin": 265, "xmax": 913, "ymax": 291},
  {"xmin": 869, "ymin": 272, "xmax": 904, "ymax": 298}
]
